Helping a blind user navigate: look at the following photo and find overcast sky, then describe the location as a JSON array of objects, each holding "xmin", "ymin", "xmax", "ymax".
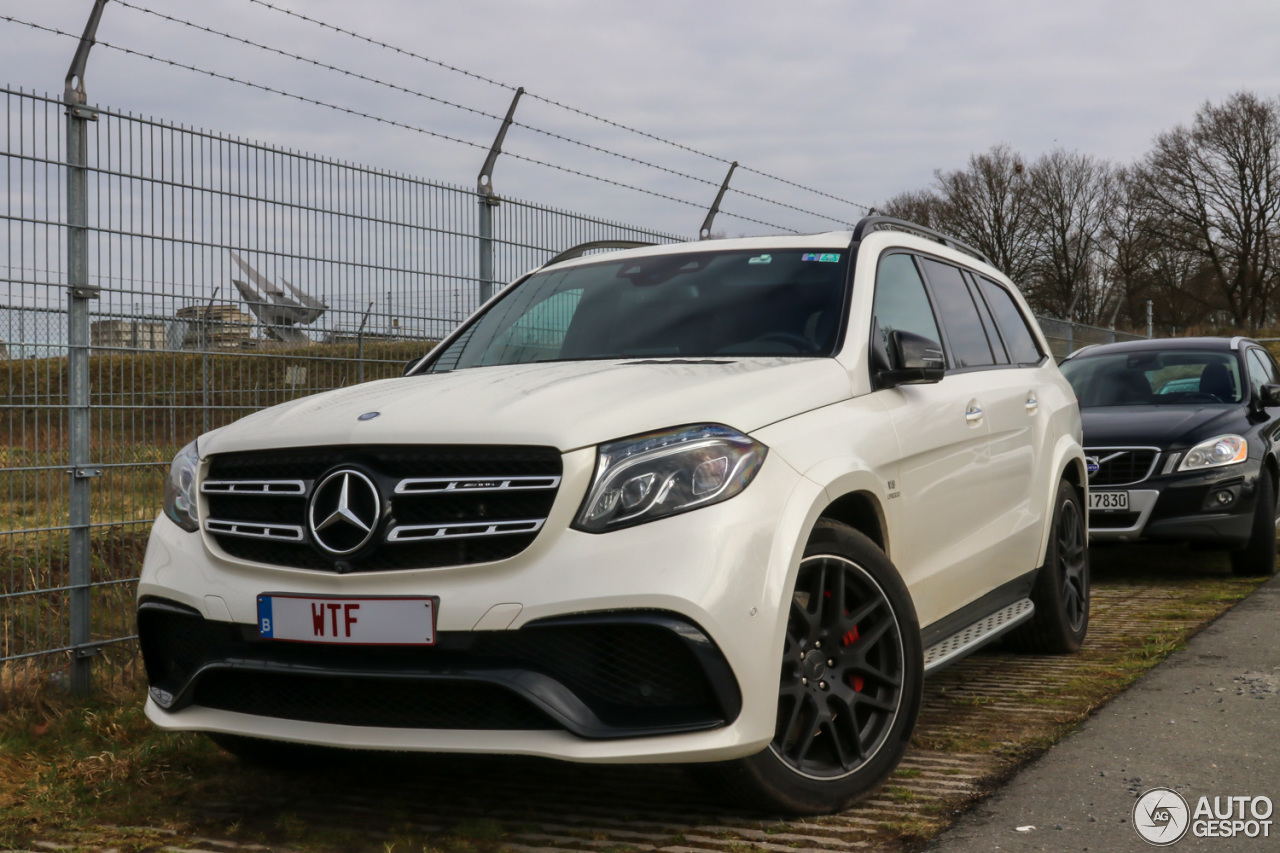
[{"xmin": 4, "ymin": 0, "xmax": 1280, "ymax": 238}]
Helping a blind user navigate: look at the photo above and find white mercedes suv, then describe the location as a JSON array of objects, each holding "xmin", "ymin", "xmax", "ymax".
[{"xmin": 139, "ymin": 217, "xmax": 1088, "ymax": 814}]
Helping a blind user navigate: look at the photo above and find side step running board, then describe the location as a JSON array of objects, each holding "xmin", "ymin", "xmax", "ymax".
[{"xmin": 923, "ymin": 598, "xmax": 1035, "ymax": 674}]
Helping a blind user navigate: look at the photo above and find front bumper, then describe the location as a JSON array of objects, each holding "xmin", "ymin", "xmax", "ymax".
[
  {"xmin": 139, "ymin": 599, "xmax": 741, "ymax": 740},
  {"xmin": 1088, "ymin": 460, "xmax": 1261, "ymax": 546},
  {"xmin": 137, "ymin": 446, "xmax": 823, "ymax": 763}
]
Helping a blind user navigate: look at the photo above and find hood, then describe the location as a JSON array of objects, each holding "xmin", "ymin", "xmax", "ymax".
[
  {"xmin": 200, "ymin": 358, "xmax": 853, "ymax": 456},
  {"xmin": 1081, "ymin": 404, "xmax": 1246, "ymax": 448}
]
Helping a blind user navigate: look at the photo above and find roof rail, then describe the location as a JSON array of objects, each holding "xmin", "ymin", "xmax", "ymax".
[
  {"xmin": 850, "ymin": 216, "xmax": 992, "ymax": 266},
  {"xmin": 542, "ymin": 240, "xmax": 657, "ymax": 268}
]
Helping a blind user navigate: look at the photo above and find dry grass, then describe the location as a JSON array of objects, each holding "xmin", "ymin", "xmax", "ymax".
[{"xmin": 0, "ymin": 544, "xmax": 1266, "ymax": 852}]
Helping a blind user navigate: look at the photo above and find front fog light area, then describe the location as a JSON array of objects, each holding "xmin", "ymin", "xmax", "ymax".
[
  {"xmin": 573, "ymin": 424, "xmax": 767, "ymax": 532},
  {"xmin": 163, "ymin": 439, "xmax": 200, "ymax": 532}
]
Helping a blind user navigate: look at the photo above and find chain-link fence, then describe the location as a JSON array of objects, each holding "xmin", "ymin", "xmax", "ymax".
[
  {"xmin": 1, "ymin": 83, "xmax": 1149, "ymax": 699},
  {"xmin": 1036, "ymin": 316, "xmax": 1148, "ymax": 362},
  {"xmin": 0, "ymin": 86, "xmax": 681, "ymax": 698}
]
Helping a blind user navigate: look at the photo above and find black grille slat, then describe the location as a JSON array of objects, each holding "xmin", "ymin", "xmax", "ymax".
[
  {"xmin": 1087, "ymin": 448, "xmax": 1159, "ymax": 487},
  {"xmin": 203, "ymin": 445, "xmax": 561, "ymax": 572}
]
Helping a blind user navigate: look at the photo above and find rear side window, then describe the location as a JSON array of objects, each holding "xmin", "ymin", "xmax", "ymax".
[
  {"xmin": 919, "ymin": 258, "xmax": 995, "ymax": 369},
  {"xmin": 978, "ymin": 277, "xmax": 1042, "ymax": 364},
  {"xmin": 963, "ymin": 271, "xmax": 1009, "ymax": 365}
]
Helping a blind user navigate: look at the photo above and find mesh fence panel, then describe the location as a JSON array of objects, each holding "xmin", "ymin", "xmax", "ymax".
[{"xmin": 0, "ymin": 87, "xmax": 682, "ymax": 693}]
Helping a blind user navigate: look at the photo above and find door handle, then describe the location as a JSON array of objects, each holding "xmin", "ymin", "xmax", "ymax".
[
  {"xmin": 965, "ymin": 402, "xmax": 984, "ymax": 424},
  {"xmin": 1025, "ymin": 392, "xmax": 1038, "ymax": 414}
]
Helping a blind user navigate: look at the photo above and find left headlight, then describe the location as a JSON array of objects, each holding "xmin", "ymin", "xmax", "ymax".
[
  {"xmin": 163, "ymin": 439, "xmax": 200, "ymax": 532},
  {"xmin": 1178, "ymin": 434, "xmax": 1248, "ymax": 471},
  {"xmin": 573, "ymin": 424, "xmax": 767, "ymax": 532}
]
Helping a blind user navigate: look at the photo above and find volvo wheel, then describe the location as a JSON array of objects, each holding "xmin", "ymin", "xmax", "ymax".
[
  {"xmin": 1231, "ymin": 468, "xmax": 1278, "ymax": 577},
  {"xmin": 701, "ymin": 520, "xmax": 922, "ymax": 815}
]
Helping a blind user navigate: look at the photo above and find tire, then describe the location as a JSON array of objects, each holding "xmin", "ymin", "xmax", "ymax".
[
  {"xmin": 207, "ymin": 732, "xmax": 341, "ymax": 770},
  {"xmin": 1006, "ymin": 478, "xmax": 1089, "ymax": 654},
  {"xmin": 1231, "ymin": 468, "xmax": 1277, "ymax": 577},
  {"xmin": 695, "ymin": 519, "xmax": 923, "ymax": 815}
]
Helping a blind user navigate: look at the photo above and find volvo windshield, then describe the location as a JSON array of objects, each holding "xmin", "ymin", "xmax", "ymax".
[{"xmin": 1060, "ymin": 350, "xmax": 1244, "ymax": 406}]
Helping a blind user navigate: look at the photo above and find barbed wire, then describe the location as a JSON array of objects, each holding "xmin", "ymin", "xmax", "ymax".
[
  {"xmin": 242, "ymin": 0, "xmax": 874, "ymax": 214},
  {"xmin": 2, "ymin": 14, "xmax": 797, "ymax": 233},
  {"xmin": 115, "ymin": 1, "xmax": 853, "ymax": 227}
]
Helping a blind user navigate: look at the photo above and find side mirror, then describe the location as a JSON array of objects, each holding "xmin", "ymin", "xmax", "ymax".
[
  {"xmin": 1260, "ymin": 384, "xmax": 1280, "ymax": 408},
  {"xmin": 402, "ymin": 356, "xmax": 424, "ymax": 376},
  {"xmin": 878, "ymin": 329, "xmax": 945, "ymax": 388}
]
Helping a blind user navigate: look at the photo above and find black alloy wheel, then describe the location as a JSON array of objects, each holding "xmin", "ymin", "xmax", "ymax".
[
  {"xmin": 696, "ymin": 520, "xmax": 922, "ymax": 815},
  {"xmin": 1057, "ymin": 496, "xmax": 1089, "ymax": 634},
  {"xmin": 772, "ymin": 553, "xmax": 905, "ymax": 778},
  {"xmin": 1007, "ymin": 478, "xmax": 1090, "ymax": 654}
]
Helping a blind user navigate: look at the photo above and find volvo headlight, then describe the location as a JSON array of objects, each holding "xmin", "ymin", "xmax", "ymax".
[
  {"xmin": 163, "ymin": 440, "xmax": 201, "ymax": 532},
  {"xmin": 1178, "ymin": 435, "xmax": 1248, "ymax": 471},
  {"xmin": 573, "ymin": 424, "xmax": 767, "ymax": 532}
]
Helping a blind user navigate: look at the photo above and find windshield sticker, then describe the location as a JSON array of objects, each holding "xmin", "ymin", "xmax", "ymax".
[
  {"xmin": 801, "ymin": 253, "xmax": 841, "ymax": 263},
  {"xmin": 747, "ymin": 254, "xmax": 772, "ymax": 265}
]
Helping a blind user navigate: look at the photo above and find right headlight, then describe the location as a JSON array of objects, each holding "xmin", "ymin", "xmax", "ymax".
[
  {"xmin": 1178, "ymin": 434, "xmax": 1248, "ymax": 471},
  {"xmin": 573, "ymin": 424, "xmax": 767, "ymax": 532},
  {"xmin": 162, "ymin": 439, "xmax": 201, "ymax": 532}
]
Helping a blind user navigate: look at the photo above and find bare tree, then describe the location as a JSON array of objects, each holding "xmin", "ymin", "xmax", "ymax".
[
  {"xmin": 931, "ymin": 144, "xmax": 1038, "ymax": 288},
  {"xmin": 1141, "ymin": 92, "xmax": 1280, "ymax": 332},
  {"xmin": 877, "ymin": 188, "xmax": 943, "ymax": 229},
  {"xmin": 1024, "ymin": 150, "xmax": 1117, "ymax": 323}
]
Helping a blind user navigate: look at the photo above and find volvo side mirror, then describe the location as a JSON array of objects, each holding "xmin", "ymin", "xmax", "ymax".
[
  {"xmin": 1260, "ymin": 383, "xmax": 1280, "ymax": 408},
  {"xmin": 878, "ymin": 329, "xmax": 945, "ymax": 388}
]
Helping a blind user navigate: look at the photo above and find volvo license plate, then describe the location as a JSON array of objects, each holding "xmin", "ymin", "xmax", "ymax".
[
  {"xmin": 1089, "ymin": 491, "xmax": 1129, "ymax": 512},
  {"xmin": 256, "ymin": 594, "xmax": 437, "ymax": 645}
]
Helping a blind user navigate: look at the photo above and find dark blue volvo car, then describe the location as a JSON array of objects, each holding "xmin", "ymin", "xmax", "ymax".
[{"xmin": 1059, "ymin": 337, "xmax": 1280, "ymax": 577}]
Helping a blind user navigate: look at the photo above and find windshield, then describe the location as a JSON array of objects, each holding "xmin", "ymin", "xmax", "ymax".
[
  {"xmin": 425, "ymin": 248, "xmax": 850, "ymax": 372},
  {"xmin": 1060, "ymin": 350, "xmax": 1244, "ymax": 407}
]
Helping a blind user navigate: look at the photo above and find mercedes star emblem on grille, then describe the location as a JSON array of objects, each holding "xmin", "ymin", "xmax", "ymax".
[{"xmin": 308, "ymin": 469, "xmax": 381, "ymax": 556}]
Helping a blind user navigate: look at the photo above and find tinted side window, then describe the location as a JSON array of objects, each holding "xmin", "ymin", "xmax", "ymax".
[
  {"xmin": 964, "ymin": 271, "xmax": 1009, "ymax": 365},
  {"xmin": 919, "ymin": 258, "xmax": 994, "ymax": 368},
  {"xmin": 1248, "ymin": 348, "xmax": 1277, "ymax": 398},
  {"xmin": 979, "ymin": 277, "xmax": 1043, "ymax": 364},
  {"xmin": 872, "ymin": 253, "xmax": 943, "ymax": 354}
]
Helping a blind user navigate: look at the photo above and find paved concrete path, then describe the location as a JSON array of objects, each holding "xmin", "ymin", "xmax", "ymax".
[{"xmin": 926, "ymin": 574, "xmax": 1280, "ymax": 852}]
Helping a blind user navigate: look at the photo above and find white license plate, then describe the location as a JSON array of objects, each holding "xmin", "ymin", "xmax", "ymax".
[
  {"xmin": 1089, "ymin": 491, "xmax": 1129, "ymax": 512},
  {"xmin": 257, "ymin": 594, "xmax": 437, "ymax": 645}
]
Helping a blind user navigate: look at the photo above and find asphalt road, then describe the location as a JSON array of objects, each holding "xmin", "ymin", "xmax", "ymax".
[{"xmin": 926, "ymin": 574, "xmax": 1280, "ymax": 852}]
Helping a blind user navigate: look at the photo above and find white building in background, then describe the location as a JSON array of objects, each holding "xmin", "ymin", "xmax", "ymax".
[
  {"xmin": 90, "ymin": 320, "xmax": 167, "ymax": 351},
  {"xmin": 175, "ymin": 304, "xmax": 256, "ymax": 350}
]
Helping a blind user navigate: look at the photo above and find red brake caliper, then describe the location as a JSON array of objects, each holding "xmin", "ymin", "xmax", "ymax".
[
  {"xmin": 825, "ymin": 590, "xmax": 864, "ymax": 692},
  {"xmin": 842, "ymin": 625, "xmax": 863, "ymax": 692}
]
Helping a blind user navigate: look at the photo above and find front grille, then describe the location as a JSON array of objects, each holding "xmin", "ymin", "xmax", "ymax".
[
  {"xmin": 202, "ymin": 445, "xmax": 562, "ymax": 572},
  {"xmin": 138, "ymin": 604, "xmax": 738, "ymax": 738},
  {"xmin": 1086, "ymin": 447, "xmax": 1160, "ymax": 487}
]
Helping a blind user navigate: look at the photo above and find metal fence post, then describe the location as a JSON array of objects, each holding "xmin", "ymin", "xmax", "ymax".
[
  {"xmin": 476, "ymin": 88, "xmax": 522, "ymax": 304},
  {"xmin": 63, "ymin": 0, "xmax": 109, "ymax": 697},
  {"xmin": 356, "ymin": 300, "xmax": 373, "ymax": 384}
]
